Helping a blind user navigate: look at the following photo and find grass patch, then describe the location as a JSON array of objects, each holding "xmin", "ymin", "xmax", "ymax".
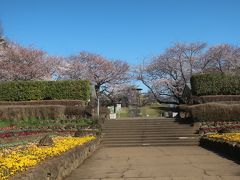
[
  {"xmin": 117, "ymin": 105, "xmax": 163, "ymax": 118},
  {"xmin": 140, "ymin": 106, "xmax": 163, "ymax": 117},
  {"xmin": 117, "ymin": 107, "xmax": 129, "ymax": 118},
  {"xmin": 0, "ymin": 120, "xmax": 13, "ymax": 128},
  {"xmin": 0, "ymin": 118, "xmax": 96, "ymax": 129}
]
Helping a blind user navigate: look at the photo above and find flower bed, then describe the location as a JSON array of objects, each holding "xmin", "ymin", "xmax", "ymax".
[
  {"xmin": 207, "ymin": 133, "xmax": 240, "ymax": 143},
  {"xmin": 199, "ymin": 121, "xmax": 240, "ymax": 135},
  {"xmin": 200, "ymin": 133, "xmax": 240, "ymax": 161},
  {"xmin": 0, "ymin": 136, "xmax": 96, "ymax": 179}
]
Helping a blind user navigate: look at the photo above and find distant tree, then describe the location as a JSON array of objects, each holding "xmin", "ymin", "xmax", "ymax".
[
  {"xmin": 0, "ymin": 22, "xmax": 7, "ymax": 57},
  {"xmin": 202, "ymin": 44, "xmax": 240, "ymax": 73},
  {"xmin": 137, "ymin": 42, "xmax": 207, "ymax": 104},
  {"xmin": 0, "ymin": 43, "xmax": 61, "ymax": 81},
  {"xmin": 61, "ymin": 52, "xmax": 130, "ymax": 96},
  {"xmin": 137, "ymin": 42, "xmax": 240, "ymax": 104},
  {"xmin": 0, "ymin": 22, "xmax": 4, "ymax": 38},
  {"xmin": 98, "ymin": 84, "xmax": 127, "ymax": 106},
  {"xmin": 141, "ymin": 91, "xmax": 158, "ymax": 106}
]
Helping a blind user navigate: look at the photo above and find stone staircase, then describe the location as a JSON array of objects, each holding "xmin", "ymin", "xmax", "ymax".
[{"xmin": 102, "ymin": 118, "xmax": 199, "ymax": 147}]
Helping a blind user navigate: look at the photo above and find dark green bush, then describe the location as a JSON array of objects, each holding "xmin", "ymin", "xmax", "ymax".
[
  {"xmin": 0, "ymin": 80, "xmax": 90, "ymax": 101},
  {"xmin": 191, "ymin": 73, "xmax": 240, "ymax": 96}
]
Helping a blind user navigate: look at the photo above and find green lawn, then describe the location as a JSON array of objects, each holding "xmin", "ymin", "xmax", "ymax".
[
  {"xmin": 117, "ymin": 105, "xmax": 164, "ymax": 118},
  {"xmin": 0, "ymin": 118, "xmax": 96, "ymax": 128},
  {"xmin": 0, "ymin": 120, "xmax": 13, "ymax": 128}
]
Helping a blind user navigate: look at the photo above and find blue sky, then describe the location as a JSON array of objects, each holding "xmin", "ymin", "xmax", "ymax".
[{"xmin": 1, "ymin": 0, "xmax": 240, "ymax": 65}]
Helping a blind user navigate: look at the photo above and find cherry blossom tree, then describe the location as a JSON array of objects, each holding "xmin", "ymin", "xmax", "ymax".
[
  {"xmin": 137, "ymin": 42, "xmax": 207, "ymax": 104},
  {"xmin": 202, "ymin": 44, "xmax": 240, "ymax": 73},
  {"xmin": 0, "ymin": 22, "xmax": 3, "ymax": 38},
  {"xmin": 61, "ymin": 52, "xmax": 130, "ymax": 96},
  {"xmin": 137, "ymin": 42, "xmax": 240, "ymax": 104},
  {"xmin": 0, "ymin": 24, "xmax": 7, "ymax": 59},
  {"xmin": 0, "ymin": 43, "xmax": 61, "ymax": 81}
]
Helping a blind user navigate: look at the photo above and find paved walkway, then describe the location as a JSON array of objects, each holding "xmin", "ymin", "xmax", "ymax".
[{"xmin": 65, "ymin": 146, "xmax": 240, "ymax": 180}]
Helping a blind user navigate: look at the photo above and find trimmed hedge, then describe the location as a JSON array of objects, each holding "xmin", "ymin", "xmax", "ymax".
[
  {"xmin": 192, "ymin": 95, "xmax": 240, "ymax": 104},
  {"xmin": 0, "ymin": 105, "xmax": 66, "ymax": 121},
  {"xmin": 191, "ymin": 73, "xmax": 240, "ymax": 96},
  {"xmin": 0, "ymin": 80, "xmax": 90, "ymax": 101},
  {"xmin": 65, "ymin": 106, "xmax": 86, "ymax": 119},
  {"xmin": 178, "ymin": 103, "xmax": 240, "ymax": 122},
  {"xmin": 0, "ymin": 105, "xmax": 88, "ymax": 121},
  {"xmin": 0, "ymin": 100, "xmax": 86, "ymax": 107}
]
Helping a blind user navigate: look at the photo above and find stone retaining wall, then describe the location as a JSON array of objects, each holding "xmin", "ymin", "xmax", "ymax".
[
  {"xmin": 11, "ymin": 137, "xmax": 101, "ymax": 180},
  {"xmin": 200, "ymin": 137, "xmax": 240, "ymax": 161}
]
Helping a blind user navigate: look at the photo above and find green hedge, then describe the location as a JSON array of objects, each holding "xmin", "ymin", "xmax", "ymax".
[
  {"xmin": 190, "ymin": 73, "xmax": 240, "ymax": 96},
  {"xmin": 0, "ymin": 105, "xmax": 88, "ymax": 121},
  {"xmin": 0, "ymin": 100, "xmax": 86, "ymax": 106},
  {"xmin": 192, "ymin": 95, "xmax": 240, "ymax": 104},
  {"xmin": 179, "ymin": 103, "xmax": 240, "ymax": 122},
  {"xmin": 0, "ymin": 105, "xmax": 66, "ymax": 121},
  {"xmin": 0, "ymin": 80, "xmax": 90, "ymax": 101}
]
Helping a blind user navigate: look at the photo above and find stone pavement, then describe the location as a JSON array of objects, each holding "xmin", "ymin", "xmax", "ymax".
[{"xmin": 64, "ymin": 146, "xmax": 240, "ymax": 180}]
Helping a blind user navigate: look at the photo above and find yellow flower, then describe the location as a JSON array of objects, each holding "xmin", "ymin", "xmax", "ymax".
[
  {"xmin": 207, "ymin": 133, "xmax": 240, "ymax": 143},
  {"xmin": 0, "ymin": 136, "xmax": 95, "ymax": 179}
]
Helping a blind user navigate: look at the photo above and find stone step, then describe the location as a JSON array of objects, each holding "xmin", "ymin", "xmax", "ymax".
[
  {"xmin": 103, "ymin": 124, "xmax": 185, "ymax": 127},
  {"xmin": 105, "ymin": 119, "xmax": 179, "ymax": 121},
  {"xmin": 104, "ymin": 134, "xmax": 199, "ymax": 139},
  {"xmin": 104, "ymin": 122, "xmax": 181, "ymax": 124},
  {"xmin": 103, "ymin": 138, "xmax": 198, "ymax": 142},
  {"xmin": 103, "ymin": 126, "xmax": 194, "ymax": 129},
  {"xmin": 103, "ymin": 140, "xmax": 199, "ymax": 144},
  {"xmin": 103, "ymin": 128, "xmax": 193, "ymax": 131},
  {"xmin": 103, "ymin": 124, "xmax": 192, "ymax": 127},
  {"xmin": 104, "ymin": 133, "xmax": 196, "ymax": 136},
  {"xmin": 104, "ymin": 121, "xmax": 179, "ymax": 124},
  {"xmin": 104, "ymin": 126, "xmax": 194, "ymax": 129},
  {"xmin": 104, "ymin": 136, "xmax": 198, "ymax": 139},
  {"xmin": 103, "ymin": 134, "xmax": 198, "ymax": 137},
  {"xmin": 108, "ymin": 118, "xmax": 175, "ymax": 120},
  {"xmin": 103, "ymin": 130, "xmax": 194, "ymax": 134},
  {"xmin": 104, "ymin": 122, "xmax": 191, "ymax": 124},
  {"xmin": 104, "ymin": 132, "xmax": 197, "ymax": 136},
  {"xmin": 102, "ymin": 118, "xmax": 198, "ymax": 147},
  {"xmin": 103, "ymin": 142, "xmax": 199, "ymax": 147},
  {"xmin": 104, "ymin": 121, "xmax": 181, "ymax": 124},
  {"xmin": 104, "ymin": 131, "xmax": 195, "ymax": 133}
]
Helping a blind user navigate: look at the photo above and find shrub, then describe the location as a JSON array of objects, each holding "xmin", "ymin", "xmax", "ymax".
[
  {"xmin": 185, "ymin": 103, "xmax": 240, "ymax": 122},
  {"xmin": 0, "ymin": 100, "xmax": 86, "ymax": 107},
  {"xmin": 177, "ymin": 105, "xmax": 192, "ymax": 119},
  {"xmin": 192, "ymin": 95, "xmax": 240, "ymax": 104},
  {"xmin": 191, "ymin": 73, "xmax": 240, "ymax": 96},
  {"xmin": 65, "ymin": 106, "xmax": 86, "ymax": 119},
  {"xmin": 0, "ymin": 80, "xmax": 90, "ymax": 101},
  {"xmin": 0, "ymin": 105, "xmax": 89, "ymax": 122},
  {"xmin": 43, "ymin": 80, "xmax": 90, "ymax": 101},
  {"xmin": 0, "ymin": 105, "xmax": 66, "ymax": 121}
]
